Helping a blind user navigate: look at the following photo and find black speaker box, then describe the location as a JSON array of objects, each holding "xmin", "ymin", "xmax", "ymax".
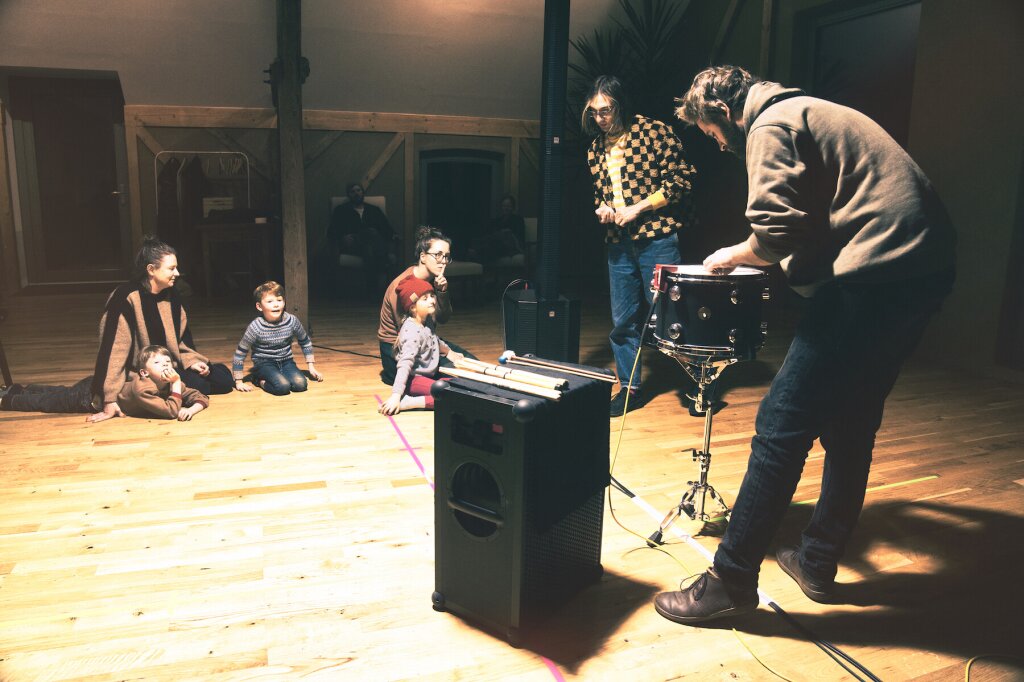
[
  {"xmin": 503, "ymin": 289, "xmax": 581, "ymax": 363},
  {"xmin": 431, "ymin": 361, "xmax": 610, "ymax": 644}
]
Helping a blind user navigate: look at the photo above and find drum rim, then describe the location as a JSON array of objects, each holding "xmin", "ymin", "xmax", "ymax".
[{"xmin": 660, "ymin": 264, "xmax": 766, "ymax": 279}]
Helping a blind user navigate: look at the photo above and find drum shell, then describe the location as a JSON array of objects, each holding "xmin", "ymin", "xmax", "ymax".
[{"xmin": 650, "ymin": 272, "xmax": 767, "ymax": 359}]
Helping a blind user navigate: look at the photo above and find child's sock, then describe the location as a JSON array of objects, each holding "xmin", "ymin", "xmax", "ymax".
[{"xmin": 399, "ymin": 395, "xmax": 427, "ymax": 410}]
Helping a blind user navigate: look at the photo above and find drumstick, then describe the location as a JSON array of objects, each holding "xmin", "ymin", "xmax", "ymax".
[
  {"xmin": 455, "ymin": 357, "xmax": 568, "ymax": 390},
  {"xmin": 503, "ymin": 354, "xmax": 613, "ymax": 382},
  {"xmin": 439, "ymin": 366, "xmax": 563, "ymax": 400},
  {"xmin": 498, "ymin": 351, "xmax": 617, "ymax": 383},
  {"xmin": 445, "ymin": 362, "xmax": 565, "ymax": 395}
]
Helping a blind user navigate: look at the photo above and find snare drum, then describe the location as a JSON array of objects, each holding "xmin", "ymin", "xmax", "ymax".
[{"xmin": 648, "ymin": 264, "xmax": 770, "ymax": 360}]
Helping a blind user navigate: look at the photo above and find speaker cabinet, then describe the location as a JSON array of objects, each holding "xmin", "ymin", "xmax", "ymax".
[
  {"xmin": 431, "ymin": 362, "xmax": 610, "ymax": 644},
  {"xmin": 503, "ymin": 289, "xmax": 581, "ymax": 363}
]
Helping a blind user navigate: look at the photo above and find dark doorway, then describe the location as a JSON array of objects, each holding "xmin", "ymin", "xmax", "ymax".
[
  {"xmin": 6, "ymin": 74, "xmax": 131, "ymax": 284},
  {"xmin": 794, "ymin": 0, "xmax": 921, "ymax": 148},
  {"xmin": 420, "ymin": 149, "xmax": 502, "ymax": 259}
]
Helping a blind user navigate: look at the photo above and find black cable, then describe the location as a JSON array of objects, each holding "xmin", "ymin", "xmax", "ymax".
[
  {"xmin": 499, "ymin": 278, "xmax": 532, "ymax": 349},
  {"xmin": 767, "ymin": 601, "xmax": 881, "ymax": 682},
  {"xmin": 609, "ymin": 475, "xmax": 634, "ymax": 497},
  {"xmin": 311, "ymin": 343, "xmax": 381, "ymax": 360}
]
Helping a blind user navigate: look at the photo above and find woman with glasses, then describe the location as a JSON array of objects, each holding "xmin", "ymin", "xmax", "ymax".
[
  {"xmin": 377, "ymin": 226, "xmax": 474, "ymax": 384},
  {"xmin": 584, "ymin": 75, "xmax": 698, "ymax": 417}
]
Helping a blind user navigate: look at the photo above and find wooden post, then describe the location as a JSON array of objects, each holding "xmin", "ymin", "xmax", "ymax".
[
  {"xmin": 124, "ymin": 119, "xmax": 144, "ymax": 254},
  {"xmin": 276, "ymin": 0, "xmax": 309, "ymax": 327},
  {"xmin": 404, "ymin": 131, "xmax": 415, "ymax": 257},
  {"xmin": 509, "ymin": 136, "xmax": 520, "ymax": 201},
  {"xmin": 759, "ymin": 0, "xmax": 775, "ymax": 77},
  {"xmin": 0, "ymin": 103, "xmax": 19, "ymax": 300}
]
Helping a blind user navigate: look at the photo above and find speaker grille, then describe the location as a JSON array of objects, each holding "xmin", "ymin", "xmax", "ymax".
[{"xmin": 523, "ymin": 490, "xmax": 604, "ymax": 601}]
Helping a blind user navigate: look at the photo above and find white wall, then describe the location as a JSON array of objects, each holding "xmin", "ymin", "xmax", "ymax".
[{"xmin": 0, "ymin": 0, "xmax": 617, "ymax": 118}]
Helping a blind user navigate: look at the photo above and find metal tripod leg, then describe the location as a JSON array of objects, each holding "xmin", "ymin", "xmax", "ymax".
[{"xmin": 647, "ymin": 356, "xmax": 733, "ymax": 546}]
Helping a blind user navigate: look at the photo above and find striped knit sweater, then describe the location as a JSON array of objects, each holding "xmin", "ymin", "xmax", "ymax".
[
  {"xmin": 91, "ymin": 283, "xmax": 207, "ymax": 406},
  {"xmin": 232, "ymin": 312, "xmax": 314, "ymax": 380}
]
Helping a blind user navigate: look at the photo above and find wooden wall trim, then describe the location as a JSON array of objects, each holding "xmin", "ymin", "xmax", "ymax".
[
  {"xmin": 125, "ymin": 105, "xmax": 540, "ymax": 138},
  {"xmin": 304, "ymin": 110, "xmax": 540, "ymax": 138},
  {"xmin": 126, "ymin": 106, "xmax": 278, "ymax": 129}
]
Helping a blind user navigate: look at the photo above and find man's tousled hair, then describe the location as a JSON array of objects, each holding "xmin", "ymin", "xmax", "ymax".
[{"xmin": 675, "ymin": 65, "xmax": 758, "ymax": 125}]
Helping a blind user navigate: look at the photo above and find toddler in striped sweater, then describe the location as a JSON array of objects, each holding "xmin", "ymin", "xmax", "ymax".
[{"xmin": 232, "ymin": 281, "xmax": 323, "ymax": 395}]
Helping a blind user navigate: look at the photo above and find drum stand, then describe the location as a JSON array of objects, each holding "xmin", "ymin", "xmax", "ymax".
[{"xmin": 647, "ymin": 353, "xmax": 737, "ymax": 546}]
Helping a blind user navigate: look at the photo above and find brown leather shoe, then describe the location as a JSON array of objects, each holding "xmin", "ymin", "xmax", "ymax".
[{"xmin": 654, "ymin": 569, "xmax": 758, "ymax": 624}]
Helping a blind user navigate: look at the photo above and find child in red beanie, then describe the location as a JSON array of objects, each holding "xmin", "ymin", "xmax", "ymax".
[{"xmin": 378, "ymin": 275, "xmax": 463, "ymax": 415}]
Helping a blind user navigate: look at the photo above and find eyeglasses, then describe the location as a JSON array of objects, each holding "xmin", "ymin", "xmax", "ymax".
[
  {"xmin": 426, "ymin": 251, "xmax": 452, "ymax": 264},
  {"xmin": 587, "ymin": 106, "xmax": 615, "ymax": 119}
]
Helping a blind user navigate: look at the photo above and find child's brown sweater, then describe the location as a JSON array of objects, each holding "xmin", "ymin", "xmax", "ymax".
[{"xmin": 117, "ymin": 373, "xmax": 209, "ymax": 419}]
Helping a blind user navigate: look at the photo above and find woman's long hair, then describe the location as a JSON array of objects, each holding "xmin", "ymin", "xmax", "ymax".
[{"xmin": 581, "ymin": 75, "xmax": 634, "ymax": 138}]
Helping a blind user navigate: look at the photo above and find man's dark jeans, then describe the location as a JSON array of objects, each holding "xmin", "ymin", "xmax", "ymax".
[{"xmin": 714, "ymin": 270, "xmax": 954, "ymax": 588}]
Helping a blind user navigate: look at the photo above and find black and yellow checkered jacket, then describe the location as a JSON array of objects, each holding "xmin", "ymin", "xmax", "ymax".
[{"xmin": 587, "ymin": 115, "xmax": 697, "ymax": 243}]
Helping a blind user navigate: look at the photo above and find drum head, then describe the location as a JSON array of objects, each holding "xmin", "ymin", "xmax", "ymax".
[{"xmin": 663, "ymin": 264, "xmax": 765, "ymax": 280}]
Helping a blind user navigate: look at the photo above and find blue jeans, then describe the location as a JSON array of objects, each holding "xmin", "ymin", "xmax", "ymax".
[
  {"xmin": 713, "ymin": 270, "xmax": 954, "ymax": 589},
  {"xmin": 607, "ymin": 233, "xmax": 679, "ymax": 390},
  {"xmin": 254, "ymin": 358, "xmax": 307, "ymax": 396}
]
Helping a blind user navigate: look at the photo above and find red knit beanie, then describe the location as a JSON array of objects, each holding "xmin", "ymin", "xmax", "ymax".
[{"xmin": 396, "ymin": 275, "xmax": 435, "ymax": 313}]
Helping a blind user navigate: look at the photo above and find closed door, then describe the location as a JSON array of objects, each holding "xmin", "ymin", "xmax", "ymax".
[{"xmin": 8, "ymin": 75, "xmax": 131, "ymax": 284}]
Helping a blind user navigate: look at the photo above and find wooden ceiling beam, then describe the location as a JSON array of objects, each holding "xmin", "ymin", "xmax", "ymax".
[{"xmin": 125, "ymin": 105, "xmax": 540, "ymax": 139}]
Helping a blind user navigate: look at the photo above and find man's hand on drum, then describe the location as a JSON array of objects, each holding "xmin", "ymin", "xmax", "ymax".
[
  {"xmin": 595, "ymin": 204, "xmax": 616, "ymax": 224},
  {"xmin": 703, "ymin": 246, "xmax": 740, "ymax": 275},
  {"xmin": 704, "ymin": 240, "xmax": 773, "ymax": 274}
]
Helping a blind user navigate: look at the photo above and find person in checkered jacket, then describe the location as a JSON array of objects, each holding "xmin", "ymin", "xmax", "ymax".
[{"xmin": 584, "ymin": 75, "xmax": 698, "ymax": 417}]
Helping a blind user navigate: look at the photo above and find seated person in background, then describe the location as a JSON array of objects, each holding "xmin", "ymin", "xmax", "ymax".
[
  {"xmin": 328, "ymin": 182, "xmax": 397, "ymax": 291},
  {"xmin": 1, "ymin": 345, "xmax": 208, "ymax": 422},
  {"xmin": 469, "ymin": 194, "xmax": 526, "ymax": 263},
  {"xmin": 232, "ymin": 281, "xmax": 322, "ymax": 396},
  {"xmin": 379, "ymin": 276, "xmax": 462, "ymax": 415},
  {"xmin": 378, "ymin": 226, "xmax": 475, "ymax": 385}
]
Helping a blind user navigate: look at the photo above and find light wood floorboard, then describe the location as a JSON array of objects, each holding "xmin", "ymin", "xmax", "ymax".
[{"xmin": 1, "ymin": 291, "xmax": 1022, "ymax": 681}]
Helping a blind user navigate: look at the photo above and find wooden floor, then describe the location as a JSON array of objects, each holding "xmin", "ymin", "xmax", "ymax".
[{"xmin": 1, "ymin": 289, "xmax": 1022, "ymax": 682}]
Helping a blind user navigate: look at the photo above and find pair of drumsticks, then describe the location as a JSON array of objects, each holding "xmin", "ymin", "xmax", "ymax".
[{"xmin": 439, "ymin": 351, "xmax": 615, "ymax": 400}]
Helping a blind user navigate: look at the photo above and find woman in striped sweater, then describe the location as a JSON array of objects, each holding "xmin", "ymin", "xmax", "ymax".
[{"xmin": 88, "ymin": 237, "xmax": 233, "ymax": 423}]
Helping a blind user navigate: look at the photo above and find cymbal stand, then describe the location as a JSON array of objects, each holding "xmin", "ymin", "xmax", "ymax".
[{"xmin": 647, "ymin": 354, "xmax": 736, "ymax": 546}]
